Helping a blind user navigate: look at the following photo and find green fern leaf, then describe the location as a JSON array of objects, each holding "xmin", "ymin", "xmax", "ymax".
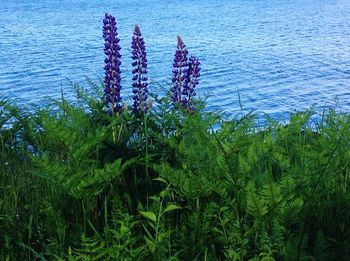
[
  {"xmin": 279, "ymin": 197, "xmax": 304, "ymax": 226},
  {"xmin": 246, "ymin": 181, "xmax": 268, "ymax": 218},
  {"xmin": 261, "ymin": 181, "xmax": 283, "ymax": 211}
]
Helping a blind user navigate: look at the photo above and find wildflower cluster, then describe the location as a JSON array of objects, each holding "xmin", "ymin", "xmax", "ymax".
[
  {"xmin": 183, "ymin": 56, "xmax": 201, "ymax": 109},
  {"xmin": 172, "ymin": 36, "xmax": 201, "ymax": 109},
  {"xmin": 131, "ymin": 25, "xmax": 148, "ymax": 113},
  {"xmin": 172, "ymin": 36, "xmax": 189, "ymax": 105},
  {"xmin": 103, "ymin": 13, "xmax": 122, "ymax": 113},
  {"xmin": 102, "ymin": 14, "xmax": 200, "ymax": 115}
]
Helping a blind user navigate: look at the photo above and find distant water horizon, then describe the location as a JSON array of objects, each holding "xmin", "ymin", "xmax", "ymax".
[{"xmin": 1, "ymin": 0, "xmax": 350, "ymax": 120}]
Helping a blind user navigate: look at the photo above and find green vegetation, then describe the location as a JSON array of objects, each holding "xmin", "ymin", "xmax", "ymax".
[{"xmin": 1, "ymin": 84, "xmax": 350, "ymax": 260}]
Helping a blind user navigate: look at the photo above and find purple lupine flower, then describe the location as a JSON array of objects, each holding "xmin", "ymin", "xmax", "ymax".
[
  {"xmin": 183, "ymin": 56, "xmax": 200, "ymax": 109},
  {"xmin": 131, "ymin": 24, "xmax": 148, "ymax": 113},
  {"xmin": 103, "ymin": 13, "xmax": 122, "ymax": 113},
  {"xmin": 172, "ymin": 35, "xmax": 188, "ymax": 106}
]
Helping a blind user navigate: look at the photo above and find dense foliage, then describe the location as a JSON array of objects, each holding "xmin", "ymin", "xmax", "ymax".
[
  {"xmin": 1, "ymin": 86, "xmax": 350, "ymax": 260},
  {"xmin": 1, "ymin": 13, "xmax": 350, "ymax": 261}
]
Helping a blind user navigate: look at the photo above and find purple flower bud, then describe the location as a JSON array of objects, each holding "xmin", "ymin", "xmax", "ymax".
[
  {"xmin": 131, "ymin": 24, "xmax": 148, "ymax": 113},
  {"xmin": 172, "ymin": 35, "xmax": 189, "ymax": 106},
  {"xmin": 103, "ymin": 13, "xmax": 122, "ymax": 113},
  {"xmin": 183, "ymin": 56, "xmax": 201, "ymax": 109}
]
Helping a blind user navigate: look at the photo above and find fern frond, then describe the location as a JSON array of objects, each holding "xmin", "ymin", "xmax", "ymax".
[
  {"xmin": 279, "ymin": 198, "xmax": 304, "ymax": 226},
  {"xmin": 261, "ymin": 181, "xmax": 283, "ymax": 211},
  {"xmin": 246, "ymin": 181, "xmax": 268, "ymax": 218}
]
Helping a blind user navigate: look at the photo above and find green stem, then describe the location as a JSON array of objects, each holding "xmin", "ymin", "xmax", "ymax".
[{"xmin": 143, "ymin": 112, "xmax": 150, "ymax": 210}]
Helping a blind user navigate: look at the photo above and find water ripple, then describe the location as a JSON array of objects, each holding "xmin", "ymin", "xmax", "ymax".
[{"xmin": 0, "ymin": 0, "xmax": 349, "ymax": 119}]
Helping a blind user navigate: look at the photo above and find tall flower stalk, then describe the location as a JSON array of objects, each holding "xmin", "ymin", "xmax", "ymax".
[
  {"xmin": 183, "ymin": 56, "xmax": 200, "ymax": 109},
  {"xmin": 103, "ymin": 13, "xmax": 122, "ymax": 113},
  {"xmin": 172, "ymin": 35, "xmax": 189, "ymax": 106},
  {"xmin": 131, "ymin": 25, "xmax": 148, "ymax": 113}
]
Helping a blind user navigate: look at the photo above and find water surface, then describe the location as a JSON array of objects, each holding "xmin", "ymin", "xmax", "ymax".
[{"xmin": 1, "ymin": 0, "xmax": 349, "ymax": 119}]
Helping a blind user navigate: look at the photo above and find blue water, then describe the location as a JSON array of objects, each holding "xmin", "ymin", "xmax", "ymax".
[{"xmin": 1, "ymin": 0, "xmax": 350, "ymax": 119}]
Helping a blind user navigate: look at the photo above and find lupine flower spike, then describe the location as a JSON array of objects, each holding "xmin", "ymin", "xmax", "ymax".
[
  {"xmin": 184, "ymin": 56, "xmax": 200, "ymax": 110},
  {"xmin": 131, "ymin": 25, "xmax": 148, "ymax": 113},
  {"xmin": 172, "ymin": 35, "xmax": 189, "ymax": 106},
  {"xmin": 103, "ymin": 13, "xmax": 122, "ymax": 113}
]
